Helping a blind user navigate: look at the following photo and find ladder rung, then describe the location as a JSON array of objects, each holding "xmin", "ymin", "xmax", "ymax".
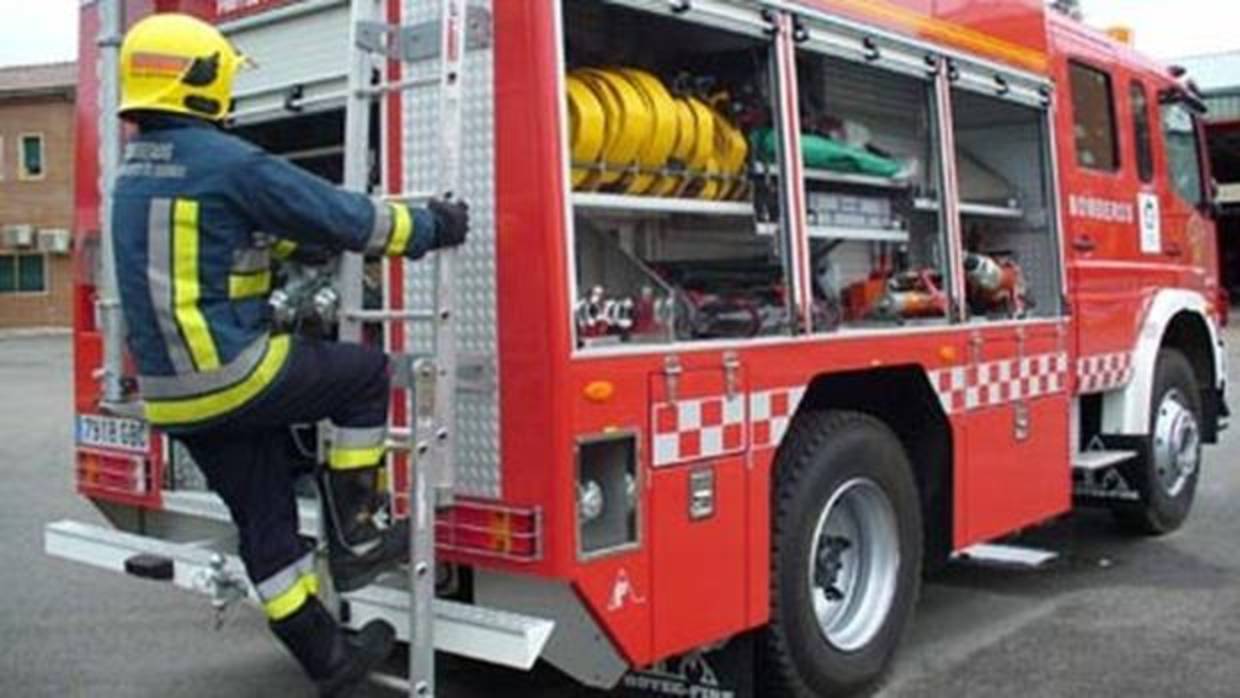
[
  {"xmin": 359, "ymin": 76, "xmax": 439, "ymax": 97},
  {"xmin": 382, "ymin": 190, "xmax": 437, "ymax": 204},
  {"xmin": 344, "ymin": 309, "xmax": 437, "ymax": 322},
  {"xmin": 369, "ymin": 673, "xmax": 409, "ymax": 692}
]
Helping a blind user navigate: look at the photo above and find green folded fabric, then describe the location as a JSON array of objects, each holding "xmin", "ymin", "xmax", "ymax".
[{"xmin": 751, "ymin": 128, "xmax": 903, "ymax": 178}]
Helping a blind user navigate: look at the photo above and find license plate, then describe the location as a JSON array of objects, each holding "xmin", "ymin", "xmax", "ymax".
[{"xmin": 76, "ymin": 414, "xmax": 151, "ymax": 453}]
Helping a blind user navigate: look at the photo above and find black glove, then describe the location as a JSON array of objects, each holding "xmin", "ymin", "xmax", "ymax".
[{"xmin": 428, "ymin": 198, "xmax": 469, "ymax": 250}]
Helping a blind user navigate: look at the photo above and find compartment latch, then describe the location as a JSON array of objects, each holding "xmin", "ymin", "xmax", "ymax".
[
  {"xmin": 663, "ymin": 355, "xmax": 683, "ymax": 403},
  {"xmin": 723, "ymin": 351, "xmax": 741, "ymax": 399}
]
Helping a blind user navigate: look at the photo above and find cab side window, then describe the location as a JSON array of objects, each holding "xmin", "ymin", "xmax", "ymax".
[
  {"xmin": 1069, "ymin": 62, "xmax": 1120, "ymax": 171},
  {"xmin": 1130, "ymin": 81, "xmax": 1154, "ymax": 183},
  {"xmin": 1161, "ymin": 102, "xmax": 1205, "ymax": 206}
]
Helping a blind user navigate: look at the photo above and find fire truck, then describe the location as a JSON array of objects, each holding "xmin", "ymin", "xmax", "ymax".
[{"xmin": 46, "ymin": 0, "xmax": 1229, "ymax": 696}]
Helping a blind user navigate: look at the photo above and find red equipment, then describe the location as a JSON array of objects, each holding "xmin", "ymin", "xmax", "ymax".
[{"xmin": 964, "ymin": 252, "xmax": 1028, "ymax": 316}]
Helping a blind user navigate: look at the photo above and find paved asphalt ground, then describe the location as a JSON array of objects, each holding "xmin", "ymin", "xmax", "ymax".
[{"xmin": 4, "ymin": 329, "xmax": 1240, "ymax": 697}]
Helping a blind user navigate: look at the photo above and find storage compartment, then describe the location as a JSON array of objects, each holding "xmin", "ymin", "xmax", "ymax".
[
  {"xmin": 794, "ymin": 53, "xmax": 952, "ymax": 330},
  {"xmin": 231, "ymin": 109, "xmax": 346, "ymax": 183},
  {"xmin": 563, "ymin": 0, "xmax": 793, "ymax": 348},
  {"xmin": 951, "ymin": 89, "xmax": 1062, "ymax": 320}
]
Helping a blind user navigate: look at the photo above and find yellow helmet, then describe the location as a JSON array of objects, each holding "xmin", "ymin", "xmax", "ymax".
[{"xmin": 119, "ymin": 13, "xmax": 246, "ymax": 122}]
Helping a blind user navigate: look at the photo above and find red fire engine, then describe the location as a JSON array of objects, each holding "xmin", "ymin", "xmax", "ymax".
[{"xmin": 48, "ymin": 0, "xmax": 1229, "ymax": 696}]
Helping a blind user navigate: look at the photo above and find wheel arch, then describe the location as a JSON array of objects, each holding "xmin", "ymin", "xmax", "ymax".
[
  {"xmin": 780, "ymin": 366, "xmax": 954, "ymax": 570},
  {"xmin": 1102, "ymin": 289, "xmax": 1226, "ymax": 441}
]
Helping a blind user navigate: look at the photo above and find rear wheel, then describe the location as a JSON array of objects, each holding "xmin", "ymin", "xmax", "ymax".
[
  {"xmin": 763, "ymin": 411, "xmax": 922, "ymax": 697},
  {"xmin": 1114, "ymin": 349, "xmax": 1203, "ymax": 535}
]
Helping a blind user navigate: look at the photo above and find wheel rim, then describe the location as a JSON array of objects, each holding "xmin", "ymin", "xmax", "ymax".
[
  {"xmin": 1153, "ymin": 388, "xmax": 1200, "ymax": 498},
  {"xmin": 807, "ymin": 478, "xmax": 900, "ymax": 652}
]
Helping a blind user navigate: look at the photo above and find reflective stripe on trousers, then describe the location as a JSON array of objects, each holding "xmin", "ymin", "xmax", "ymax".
[
  {"xmin": 328, "ymin": 425, "xmax": 388, "ymax": 470},
  {"xmin": 255, "ymin": 551, "xmax": 318, "ymax": 621}
]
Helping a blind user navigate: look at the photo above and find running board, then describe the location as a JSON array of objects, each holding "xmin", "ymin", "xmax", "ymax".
[
  {"xmin": 953, "ymin": 543, "xmax": 1058, "ymax": 568},
  {"xmin": 43, "ymin": 520, "xmax": 554, "ymax": 671},
  {"xmin": 1072, "ymin": 449, "xmax": 1138, "ymax": 472}
]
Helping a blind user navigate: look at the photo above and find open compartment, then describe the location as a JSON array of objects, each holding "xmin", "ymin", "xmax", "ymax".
[
  {"xmin": 793, "ymin": 52, "xmax": 953, "ymax": 331},
  {"xmin": 231, "ymin": 109, "xmax": 347, "ymax": 183},
  {"xmin": 950, "ymin": 89, "xmax": 1062, "ymax": 321},
  {"xmin": 563, "ymin": 0, "xmax": 793, "ymax": 348}
]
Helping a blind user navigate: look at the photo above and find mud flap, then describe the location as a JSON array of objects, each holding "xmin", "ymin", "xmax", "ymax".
[{"xmin": 619, "ymin": 634, "xmax": 755, "ymax": 698}]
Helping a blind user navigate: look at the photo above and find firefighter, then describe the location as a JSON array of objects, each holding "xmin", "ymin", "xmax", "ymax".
[{"xmin": 111, "ymin": 13, "xmax": 468, "ymax": 695}]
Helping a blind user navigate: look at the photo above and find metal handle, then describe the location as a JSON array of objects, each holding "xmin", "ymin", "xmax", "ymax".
[{"xmin": 1072, "ymin": 235, "xmax": 1096, "ymax": 253}]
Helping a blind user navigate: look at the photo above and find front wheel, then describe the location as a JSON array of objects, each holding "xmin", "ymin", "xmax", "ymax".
[
  {"xmin": 1114, "ymin": 348, "xmax": 1204, "ymax": 535},
  {"xmin": 763, "ymin": 411, "xmax": 923, "ymax": 697}
]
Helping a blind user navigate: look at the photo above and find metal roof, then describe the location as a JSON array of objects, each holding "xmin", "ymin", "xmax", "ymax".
[
  {"xmin": 1175, "ymin": 52, "xmax": 1240, "ymax": 123},
  {"xmin": 1177, "ymin": 51, "xmax": 1240, "ymax": 93},
  {"xmin": 0, "ymin": 61, "xmax": 76, "ymax": 101}
]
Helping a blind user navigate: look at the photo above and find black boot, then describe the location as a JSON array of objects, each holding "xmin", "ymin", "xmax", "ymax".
[
  {"xmin": 270, "ymin": 596, "xmax": 396, "ymax": 698},
  {"xmin": 318, "ymin": 466, "xmax": 410, "ymax": 592}
]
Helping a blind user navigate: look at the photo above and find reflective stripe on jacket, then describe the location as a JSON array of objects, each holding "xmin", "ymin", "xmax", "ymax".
[{"xmin": 112, "ymin": 115, "xmax": 436, "ymax": 428}]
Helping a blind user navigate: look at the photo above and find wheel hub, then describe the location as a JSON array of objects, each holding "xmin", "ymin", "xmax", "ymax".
[
  {"xmin": 814, "ymin": 535, "xmax": 852, "ymax": 601},
  {"xmin": 808, "ymin": 479, "xmax": 900, "ymax": 652},
  {"xmin": 1152, "ymin": 388, "xmax": 1200, "ymax": 498}
]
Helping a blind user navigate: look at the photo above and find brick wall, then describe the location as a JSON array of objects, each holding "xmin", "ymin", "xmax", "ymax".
[{"xmin": 0, "ymin": 94, "xmax": 75, "ymax": 328}]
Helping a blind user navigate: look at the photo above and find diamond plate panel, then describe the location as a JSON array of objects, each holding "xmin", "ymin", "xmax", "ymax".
[{"xmin": 402, "ymin": 0, "xmax": 501, "ymax": 499}]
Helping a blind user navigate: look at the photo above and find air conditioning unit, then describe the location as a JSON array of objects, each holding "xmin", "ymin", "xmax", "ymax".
[
  {"xmin": 1, "ymin": 224, "xmax": 36, "ymax": 249},
  {"xmin": 37, "ymin": 228, "xmax": 72, "ymax": 255}
]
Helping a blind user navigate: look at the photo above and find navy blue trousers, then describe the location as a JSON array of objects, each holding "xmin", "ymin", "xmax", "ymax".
[{"xmin": 176, "ymin": 337, "xmax": 390, "ymax": 586}]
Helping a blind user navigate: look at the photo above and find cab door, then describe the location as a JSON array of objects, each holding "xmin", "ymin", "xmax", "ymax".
[
  {"xmin": 1153, "ymin": 90, "xmax": 1215, "ymax": 287},
  {"xmin": 1055, "ymin": 45, "xmax": 1145, "ymax": 369}
]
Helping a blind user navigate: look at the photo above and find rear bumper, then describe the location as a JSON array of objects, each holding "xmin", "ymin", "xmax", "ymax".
[{"xmin": 43, "ymin": 519, "xmax": 554, "ymax": 671}]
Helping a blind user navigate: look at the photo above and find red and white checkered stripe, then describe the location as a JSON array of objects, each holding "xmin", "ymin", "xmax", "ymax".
[
  {"xmin": 928, "ymin": 352, "xmax": 1069, "ymax": 414},
  {"xmin": 750, "ymin": 387, "xmax": 807, "ymax": 449},
  {"xmin": 651, "ymin": 394, "xmax": 747, "ymax": 467},
  {"xmin": 1076, "ymin": 352, "xmax": 1134, "ymax": 394}
]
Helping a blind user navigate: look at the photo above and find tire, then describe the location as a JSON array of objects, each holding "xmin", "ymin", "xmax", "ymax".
[
  {"xmin": 763, "ymin": 411, "xmax": 923, "ymax": 698},
  {"xmin": 1114, "ymin": 348, "xmax": 1204, "ymax": 535}
]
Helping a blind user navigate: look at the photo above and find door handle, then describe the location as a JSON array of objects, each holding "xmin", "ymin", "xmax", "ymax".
[
  {"xmin": 1072, "ymin": 235, "xmax": 1096, "ymax": 253},
  {"xmin": 1165, "ymin": 242, "xmax": 1184, "ymax": 258}
]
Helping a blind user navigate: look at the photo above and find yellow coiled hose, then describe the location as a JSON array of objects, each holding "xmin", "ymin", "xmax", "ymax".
[{"xmin": 567, "ymin": 67, "xmax": 748, "ymax": 200}]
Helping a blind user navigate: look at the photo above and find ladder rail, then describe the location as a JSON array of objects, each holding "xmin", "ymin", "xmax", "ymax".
[
  {"xmin": 337, "ymin": 0, "xmax": 472, "ymax": 693},
  {"xmin": 97, "ymin": 0, "xmax": 128, "ymax": 407},
  {"xmin": 406, "ymin": 4, "xmax": 470, "ymax": 695}
]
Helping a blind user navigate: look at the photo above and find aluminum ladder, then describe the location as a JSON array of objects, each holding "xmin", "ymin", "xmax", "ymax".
[{"xmin": 337, "ymin": 0, "xmax": 472, "ymax": 694}]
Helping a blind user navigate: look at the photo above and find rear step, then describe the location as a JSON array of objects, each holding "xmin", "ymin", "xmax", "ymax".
[
  {"xmin": 953, "ymin": 543, "xmax": 1058, "ymax": 569},
  {"xmin": 43, "ymin": 520, "xmax": 554, "ymax": 670},
  {"xmin": 1072, "ymin": 449, "xmax": 1138, "ymax": 472}
]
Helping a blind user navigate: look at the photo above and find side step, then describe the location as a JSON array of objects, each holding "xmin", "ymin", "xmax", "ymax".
[
  {"xmin": 1072, "ymin": 449, "xmax": 1138, "ymax": 472},
  {"xmin": 953, "ymin": 543, "xmax": 1058, "ymax": 569},
  {"xmin": 44, "ymin": 520, "xmax": 554, "ymax": 670}
]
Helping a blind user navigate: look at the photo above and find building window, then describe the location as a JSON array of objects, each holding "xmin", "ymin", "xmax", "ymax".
[
  {"xmin": 1069, "ymin": 61, "xmax": 1119, "ymax": 171},
  {"xmin": 0, "ymin": 253, "xmax": 47, "ymax": 294},
  {"xmin": 1130, "ymin": 81, "xmax": 1154, "ymax": 183},
  {"xmin": 1161, "ymin": 102, "xmax": 1205, "ymax": 207},
  {"xmin": 18, "ymin": 133, "xmax": 45, "ymax": 180}
]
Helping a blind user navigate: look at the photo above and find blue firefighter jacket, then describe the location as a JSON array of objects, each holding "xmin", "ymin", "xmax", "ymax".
[{"xmin": 112, "ymin": 115, "xmax": 436, "ymax": 428}]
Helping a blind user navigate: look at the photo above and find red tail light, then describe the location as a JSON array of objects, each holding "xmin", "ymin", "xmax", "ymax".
[
  {"xmin": 76, "ymin": 448, "xmax": 150, "ymax": 498},
  {"xmin": 434, "ymin": 500, "xmax": 542, "ymax": 562}
]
